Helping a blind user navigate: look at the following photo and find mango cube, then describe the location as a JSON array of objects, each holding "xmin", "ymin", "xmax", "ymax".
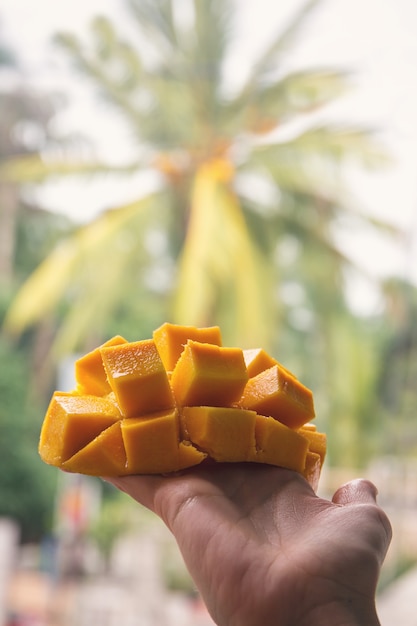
[
  {"xmin": 153, "ymin": 322, "xmax": 222, "ymax": 371},
  {"xmin": 243, "ymin": 348, "xmax": 296, "ymax": 379},
  {"xmin": 251, "ymin": 414, "xmax": 309, "ymax": 472},
  {"xmin": 62, "ymin": 421, "xmax": 128, "ymax": 476},
  {"xmin": 181, "ymin": 406, "xmax": 257, "ymax": 462},
  {"xmin": 75, "ymin": 335, "xmax": 127, "ymax": 396},
  {"xmin": 100, "ymin": 339, "xmax": 174, "ymax": 418},
  {"xmin": 39, "ymin": 392, "xmax": 121, "ymax": 466},
  {"xmin": 170, "ymin": 340, "xmax": 248, "ymax": 407},
  {"xmin": 298, "ymin": 426, "xmax": 327, "ymax": 465},
  {"xmin": 238, "ymin": 364, "xmax": 314, "ymax": 429},
  {"xmin": 120, "ymin": 409, "xmax": 200, "ymax": 474}
]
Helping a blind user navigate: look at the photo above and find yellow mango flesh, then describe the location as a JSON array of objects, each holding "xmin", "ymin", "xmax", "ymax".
[
  {"xmin": 100, "ymin": 339, "xmax": 174, "ymax": 418},
  {"xmin": 298, "ymin": 427, "xmax": 327, "ymax": 465},
  {"xmin": 243, "ymin": 348, "xmax": 296, "ymax": 380},
  {"xmin": 302, "ymin": 452, "xmax": 322, "ymax": 492},
  {"xmin": 250, "ymin": 414, "xmax": 309, "ymax": 473},
  {"xmin": 38, "ymin": 324, "xmax": 326, "ymax": 490},
  {"xmin": 62, "ymin": 421, "xmax": 128, "ymax": 476},
  {"xmin": 153, "ymin": 322, "xmax": 222, "ymax": 371},
  {"xmin": 238, "ymin": 364, "xmax": 315, "ymax": 430},
  {"xmin": 181, "ymin": 406, "xmax": 257, "ymax": 462},
  {"xmin": 170, "ymin": 340, "xmax": 248, "ymax": 407},
  {"xmin": 121, "ymin": 409, "xmax": 204, "ymax": 474},
  {"xmin": 75, "ymin": 335, "xmax": 127, "ymax": 396},
  {"xmin": 39, "ymin": 392, "xmax": 121, "ymax": 466}
]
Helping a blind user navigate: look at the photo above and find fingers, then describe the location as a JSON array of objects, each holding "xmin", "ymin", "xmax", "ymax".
[
  {"xmin": 332, "ymin": 478, "xmax": 378, "ymax": 506},
  {"xmin": 332, "ymin": 478, "xmax": 392, "ymax": 558}
]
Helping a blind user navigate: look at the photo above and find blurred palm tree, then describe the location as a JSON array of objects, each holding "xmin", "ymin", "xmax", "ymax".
[{"xmin": 2, "ymin": 0, "xmax": 392, "ymax": 357}]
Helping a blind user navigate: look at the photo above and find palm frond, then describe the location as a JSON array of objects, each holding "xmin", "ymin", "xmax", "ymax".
[
  {"xmin": 237, "ymin": 0, "xmax": 322, "ymax": 99},
  {"xmin": 244, "ymin": 69, "xmax": 351, "ymax": 129},
  {"xmin": 0, "ymin": 154, "xmax": 139, "ymax": 183},
  {"xmin": 3, "ymin": 194, "xmax": 162, "ymax": 339}
]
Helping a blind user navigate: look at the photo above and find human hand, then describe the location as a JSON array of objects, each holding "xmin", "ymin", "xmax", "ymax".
[{"xmin": 106, "ymin": 464, "xmax": 391, "ymax": 626}]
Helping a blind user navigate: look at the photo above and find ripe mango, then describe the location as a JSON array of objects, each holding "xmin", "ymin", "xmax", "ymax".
[{"xmin": 38, "ymin": 323, "xmax": 325, "ymax": 489}]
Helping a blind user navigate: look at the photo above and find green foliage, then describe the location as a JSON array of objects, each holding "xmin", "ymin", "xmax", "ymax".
[{"xmin": 0, "ymin": 333, "xmax": 56, "ymax": 541}]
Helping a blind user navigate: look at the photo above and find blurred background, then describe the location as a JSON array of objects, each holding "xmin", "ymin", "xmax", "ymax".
[{"xmin": 0, "ymin": 0, "xmax": 417, "ymax": 624}]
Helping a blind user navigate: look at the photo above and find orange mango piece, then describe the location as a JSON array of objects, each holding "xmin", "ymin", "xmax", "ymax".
[
  {"xmin": 178, "ymin": 441, "xmax": 208, "ymax": 469},
  {"xmin": 299, "ymin": 427, "xmax": 327, "ymax": 465},
  {"xmin": 302, "ymin": 451, "xmax": 322, "ymax": 492},
  {"xmin": 250, "ymin": 414, "xmax": 309, "ymax": 472},
  {"xmin": 181, "ymin": 406, "xmax": 257, "ymax": 462},
  {"xmin": 120, "ymin": 409, "xmax": 203, "ymax": 474},
  {"xmin": 75, "ymin": 335, "xmax": 127, "ymax": 396},
  {"xmin": 170, "ymin": 340, "xmax": 248, "ymax": 407},
  {"xmin": 153, "ymin": 322, "xmax": 222, "ymax": 371},
  {"xmin": 39, "ymin": 392, "xmax": 121, "ymax": 467},
  {"xmin": 62, "ymin": 421, "xmax": 128, "ymax": 476},
  {"xmin": 243, "ymin": 348, "xmax": 296, "ymax": 380},
  {"xmin": 100, "ymin": 339, "xmax": 174, "ymax": 418},
  {"xmin": 238, "ymin": 364, "xmax": 315, "ymax": 430}
]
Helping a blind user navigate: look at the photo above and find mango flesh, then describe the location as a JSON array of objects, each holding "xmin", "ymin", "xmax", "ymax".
[
  {"xmin": 100, "ymin": 339, "xmax": 174, "ymax": 418},
  {"xmin": 153, "ymin": 323, "xmax": 222, "ymax": 371},
  {"xmin": 181, "ymin": 406, "xmax": 257, "ymax": 462},
  {"xmin": 39, "ymin": 392, "xmax": 121, "ymax": 466},
  {"xmin": 170, "ymin": 340, "xmax": 248, "ymax": 407},
  {"xmin": 38, "ymin": 324, "xmax": 325, "ymax": 489},
  {"xmin": 238, "ymin": 364, "xmax": 315, "ymax": 430},
  {"xmin": 75, "ymin": 335, "xmax": 127, "ymax": 396}
]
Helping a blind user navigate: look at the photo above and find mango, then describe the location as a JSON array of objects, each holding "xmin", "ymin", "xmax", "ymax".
[
  {"xmin": 100, "ymin": 339, "xmax": 174, "ymax": 418},
  {"xmin": 75, "ymin": 335, "xmax": 127, "ymax": 396},
  {"xmin": 243, "ymin": 348, "xmax": 296, "ymax": 380},
  {"xmin": 38, "ymin": 323, "xmax": 326, "ymax": 490},
  {"xmin": 181, "ymin": 406, "xmax": 257, "ymax": 462},
  {"xmin": 238, "ymin": 364, "xmax": 315, "ymax": 430},
  {"xmin": 250, "ymin": 414, "xmax": 309, "ymax": 473},
  {"xmin": 39, "ymin": 392, "xmax": 121, "ymax": 466},
  {"xmin": 153, "ymin": 322, "xmax": 222, "ymax": 371},
  {"xmin": 170, "ymin": 340, "xmax": 248, "ymax": 407},
  {"xmin": 62, "ymin": 421, "xmax": 128, "ymax": 476}
]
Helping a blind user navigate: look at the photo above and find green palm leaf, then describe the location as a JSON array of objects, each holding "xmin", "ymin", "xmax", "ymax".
[{"xmin": 4, "ymin": 194, "xmax": 162, "ymax": 342}]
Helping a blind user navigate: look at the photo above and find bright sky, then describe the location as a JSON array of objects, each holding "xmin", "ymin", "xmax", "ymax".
[{"xmin": 1, "ymin": 0, "xmax": 417, "ymax": 310}]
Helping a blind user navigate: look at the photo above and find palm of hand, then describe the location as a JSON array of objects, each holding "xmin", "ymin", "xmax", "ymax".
[{"xmin": 108, "ymin": 464, "xmax": 391, "ymax": 626}]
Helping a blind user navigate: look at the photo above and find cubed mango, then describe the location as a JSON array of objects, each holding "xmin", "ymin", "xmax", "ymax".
[
  {"xmin": 39, "ymin": 392, "xmax": 121, "ymax": 466},
  {"xmin": 170, "ymin": 340, "xmax": 248, "ymax": 407},
  {"xmin": 238, "ymin": 364, "xmax": 314, "ymax": 429},
  {"xmin": 100, "ymin": 339, "xmax": 174, "ymax": 418},
  {"xmin": 153, "ymin": 322, "xmax": 222, "ymax": 371},
  {"xmin": 181, "ymin": 406, "xmax": 257, "ymax": 462}
]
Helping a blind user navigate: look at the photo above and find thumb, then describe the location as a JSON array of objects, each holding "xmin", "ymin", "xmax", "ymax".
[{"xmin": 332, "ymin": 478, "xmax": 378, "ymax": 506}]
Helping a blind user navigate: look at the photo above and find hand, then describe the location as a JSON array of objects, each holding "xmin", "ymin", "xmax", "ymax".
[{"xmin": 105, "ymin": 464, "xmax": 392, "ymax": 626}]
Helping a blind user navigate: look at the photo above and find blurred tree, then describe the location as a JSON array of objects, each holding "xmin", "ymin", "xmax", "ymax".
[
  {"xmin": 0, "ymin": 330, "xmax": 56, "ymax": 541},
  {"xmin": 0, "ymin": 38, "xmax": 71, "ymax": 539},
  {"xmin": 376, "ymin": 277, "xmax": 417, "ymax": 457},
  {"xmin": 1, "ymin": 0, "xmax": 393, "ymax": 359}
]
